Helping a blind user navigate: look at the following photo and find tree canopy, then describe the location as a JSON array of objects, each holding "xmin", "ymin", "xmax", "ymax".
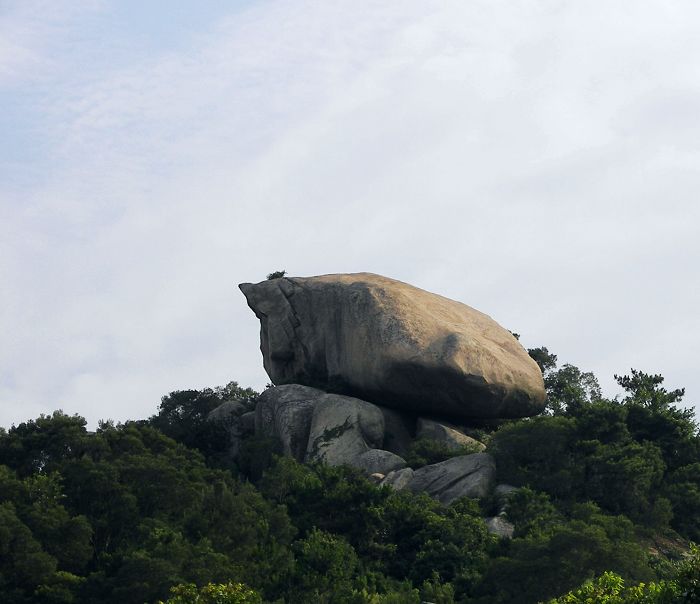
[{"xmin": 1, "ymin": 346, "xmax": 699, "ymax": 603}]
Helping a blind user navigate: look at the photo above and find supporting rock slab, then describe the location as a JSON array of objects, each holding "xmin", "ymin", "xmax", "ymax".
[
  {"xmin": 305, "ymin": 393, "xmax": 384, "ymax": 465},
  {"xmin": 407, "ymin": 453, "xmax": 496, "ymax": 505},
  {"xmin": 351, "ymin": 449, "xmax": 407, "ymax": 475},
  {"xmin": 416, "ymin": 418, "xmax": 486, "ymax": 451}
]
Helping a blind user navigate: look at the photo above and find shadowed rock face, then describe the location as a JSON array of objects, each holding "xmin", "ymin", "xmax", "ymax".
[
  {"xmin": 255, "ymin": 384, "xmax": 325, "ymax": 461},
  {"xmin": 407, "ymin": 453, "xmax": 496, "ymax": 505},
  {"xmin": 239, "ymin": 272, "xmax": 545, "ymax": 421},
  {"xmin": 416, "ymin": 418, "xmax": 486, "ymax": 451}
]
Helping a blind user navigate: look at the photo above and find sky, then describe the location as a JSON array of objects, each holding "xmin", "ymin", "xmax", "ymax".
[{"xmin": 1, "ymin": 0, "xmax": 699, "ymax": 428}]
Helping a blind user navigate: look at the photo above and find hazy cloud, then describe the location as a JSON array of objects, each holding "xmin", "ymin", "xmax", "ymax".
[{"xmin": 2, "ymin": 0, "xmax": 699, "ymax": 427}]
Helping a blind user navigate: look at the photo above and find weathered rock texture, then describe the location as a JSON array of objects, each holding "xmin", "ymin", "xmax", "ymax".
[
  {"xmin": 407, "ymin": 453, "xmax": 496, "ymax": 505},
  {"xmin": 416, "ymin": 418, "xmax": 486, "ymax": 452},
  {"xmin": 351, "ymin": 449, "xmax": 406, "ymax": 475},
  {"xmin": 305, "ymin": 393, "xmax": 384, "ymax": 465},
  {"xmin": 485, "ymin": 485, "xmax": 518, "ymax": 539},
  {"xmin": 485, "ymin": 516, "xmax": 515, "ymax": 539},
  {"xmin": 380, "ymin": 467, "xmax": 415, "ymax": 491},
  {"xmin": 239, "ymin": 273, "xmax": 545, "ymax": 420},
  {"xmin": 255, "ymin": 384, "xmax": 325, "ymax": 461},
  {"xmin": 239, "ymin": 411, "xmax": 256, "ymax": 435},
  {"xmin": 207, "ymin": 400, "xmax": 246, "ymax": 423}
]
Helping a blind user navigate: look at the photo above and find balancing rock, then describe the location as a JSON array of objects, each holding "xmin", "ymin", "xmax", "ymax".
[{"xmin": 240, "ymin": 272, "xmax": 545, "ymax": 420}]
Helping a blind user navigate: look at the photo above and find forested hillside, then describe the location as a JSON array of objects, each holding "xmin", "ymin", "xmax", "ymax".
[{"xmin": 1, "ymin": 348, "xmax": 699, "ymax": 603}]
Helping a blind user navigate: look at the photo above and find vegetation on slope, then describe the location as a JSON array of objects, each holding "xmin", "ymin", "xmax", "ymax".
[{"xmin": 1, "ymin": 346, "xmax": 699, "ymax": 603}]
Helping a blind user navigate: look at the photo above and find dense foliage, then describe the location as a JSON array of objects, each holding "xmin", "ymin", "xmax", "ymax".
[
  {"xmin": 545, "ymin": 545, "xmax": 700, "ymax": 603},
  {"xmin": 1, "ymin": 346, "xmax": 699, "ymax": 603}
]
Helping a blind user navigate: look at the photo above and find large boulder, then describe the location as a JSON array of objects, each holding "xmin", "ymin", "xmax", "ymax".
[
  {"xmin": 380, "ymin": 467, "xmax": 415, "ymax": 491},
  {"xmin": 255, "ymin": 384, "xmax": 325, "ymax": 461},
  {"xmin": 351, "ymin": 449, "xmax": 407, "ymax": 475},
  {"xmin": 239, "ymin": 273, "xmax": 545, "ymax": 420},
  {"xmin": 406, "ymin": 453, "xmax": 496, "ymax": 505},
  {"xmin": 208, "ymin": 400, "xmax": 247, "ymax": 423},
  {"xmin": 485, "ymin": 515, "xmax": 515, "ymax": 539},
  {"xmin": 305, "ymin": 393, "xmax": 384, "ymax": 465},
  {"xmin": 239, "ymin": 411, "xmax": 256, "ymax": 435},
  {"xmin": 485, "ymin": 484, "xmax": 519, "ymax": 540},
  {"xmin": 416, "ymin": 418, "xmax": 486, "ymax": 452},
  {"xmin": 207, "ymin": 401, "xmax": 248, "ymax": 458}
]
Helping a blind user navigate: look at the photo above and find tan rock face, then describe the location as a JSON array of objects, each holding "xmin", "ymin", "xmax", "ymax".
[{"xmin": 239, "ymin": 272, "xmax": 545, "ymax": 421}]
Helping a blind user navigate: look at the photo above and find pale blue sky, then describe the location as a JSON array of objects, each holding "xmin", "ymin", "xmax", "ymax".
[
  {"xmin": 2, "ymin": 1, "xmax": 699, "ymax": 427},
  {"xmin": 2, "ymin": 1, "xmax": 252, "ymax": 186}
]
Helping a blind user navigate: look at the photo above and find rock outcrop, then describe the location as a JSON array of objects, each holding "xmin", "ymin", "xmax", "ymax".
[
  {"xmin": 255, "ymin": 384, "xmax": 325, "ymax": 461},
  {"xmin": 351, "ymin": 449, "xmax": 407, "ymax": 475},
  {"xmin": 380, "ymin": 467, "xmax": 415, "ymax": 491},
  {"xmin": 236, "ymin": 272, "xmax": 545, "ymax": 515},
  {"xmin": 406, "ymin": 453, "xmax": 496, "ymax": 505},
  {"xmin": 305, "ymin": 393, "xmax": 385, "ymax": 465},
  {"xmin": 485, "ymin": 516, "xmax": 515, "ymax": 539},
  {"xmin": 239, "ymin": 411, "xmax": 256, "ymax": 435},
  {"xmin": 239, "ymin": 273, "xmax": 545, "ymax": 421},
  {"xmin": 416, "ymin": 418, "xmax": 486, "ymax": 452},
  {"xmin": 485, "ymin": 484, "xmax": 519, "ymax": 539},
  {"xmin": 207, "ymin": 400, "xmax": 246, "ymax": 423}
]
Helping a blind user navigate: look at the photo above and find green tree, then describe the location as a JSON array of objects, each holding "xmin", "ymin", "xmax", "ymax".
[
  {"xmin": 546, "ymin": 364, "xmax": 602, "ymax": 415},
  {"xmin": 615, "ymin": 370, "xmax": 685, "ymax": 412},
  {"xmin": 0, "ymin": 501, "xmax": 57, "ymax": 602},
  {"xmin": 1, "ymin": 413, "xmax": 297, "ymax": 603},
  {"xmin": 525, "ymin": 347, "xmax": 601, "ymax": 415},
  {"xmin": 150, "ymin": 383, "xmax": 258, "ymax": 466},
  {"xmin": 527, "ymin": 346, "xmax": 558, "ymax": 375},
  {"xmin": 547, "ymin": 545, "xmax": 700, "ymax": 603},
  {"xmin": 289, "ymin": 528, "xmax": 359, "ymax": 603},
  {"xmin": 0, "ymin": 411, "xmax": 90, "ymax": 477},
  {"xmin": 583, "ymin": 440, "xmax": 665, "ymax": 521},
  {"xmin": 489, "ymin": 415, "xmax": 581, "ymax": 500},
  {"xmin": 160, "ymin": 581, "xmax": 262, "ymax": 604},
  {"xmin": 504, "ymin": 487, "xmax": 561, "ymax": 538},
  {"xmin": 546, "ymin": 571, "xmax": 675, "ymax": 603},
  {"xmin": 475, "ymin": 505, "xmax": 652, "ymax": 603},
  {"xmin": 615, "ymin": 370, "xmax": 698, "ymax": 471}
]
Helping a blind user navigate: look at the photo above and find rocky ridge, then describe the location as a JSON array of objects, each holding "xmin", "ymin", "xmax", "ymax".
[{"xmin": 221, "ymin": 273, "xmax": 542, "ymax": 537}]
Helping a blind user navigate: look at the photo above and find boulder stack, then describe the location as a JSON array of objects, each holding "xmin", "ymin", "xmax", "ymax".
[{"xmin": 226, "ymin": 272, "xmax": 545, "ymax": 514}]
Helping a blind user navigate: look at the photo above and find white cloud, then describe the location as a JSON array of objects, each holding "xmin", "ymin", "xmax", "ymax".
[
  {"xmin": 0, "ymin": 1, "xmax": 101, "ymax": 87},
  {"xmin": 2, "ymin": 0, "xmax": 700, "ymax": 427}
]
